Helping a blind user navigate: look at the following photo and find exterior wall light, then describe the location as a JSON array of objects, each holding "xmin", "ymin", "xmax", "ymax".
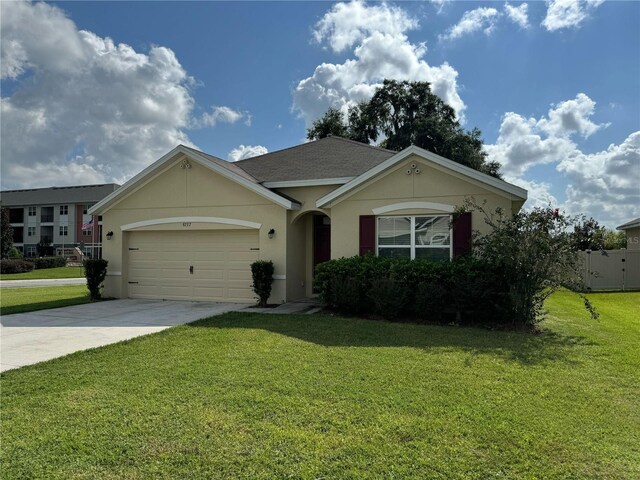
[
  {"xmin": 106, "ymin": 231, "xmax": 114, "ymax": 240},
  {"xmin": 268, "ymin": 228, "xmax": 275, "ymax": 239}
]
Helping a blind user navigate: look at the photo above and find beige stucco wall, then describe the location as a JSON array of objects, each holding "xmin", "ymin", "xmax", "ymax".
[
  {"xmin": 625, "ymin": 226, "xmax": 640, "ymax": 250},
  {"xmin": 101, "ymin": 157, "xmax": 289, "ymax": 302},
  {"xmin": 329, "ymin": 154, "xmax": 518, "ymax": 259}
]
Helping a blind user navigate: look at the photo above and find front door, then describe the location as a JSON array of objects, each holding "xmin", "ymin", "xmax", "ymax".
[{"xmin": 313, "ymin": 215, "xmax": 331, "ymax": 289}]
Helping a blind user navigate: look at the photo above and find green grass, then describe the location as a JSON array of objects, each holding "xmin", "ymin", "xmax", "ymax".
[
  {"xmin": 1, "ymin": 291, "xmax": 638, "ymax": 479},
  {"xmin": 0, "ymin": 266, "xmax": 84, "ymax": 280},
  {"xmin": 0, "ymin": 285, "xmax": 90, "ymax": 315}
]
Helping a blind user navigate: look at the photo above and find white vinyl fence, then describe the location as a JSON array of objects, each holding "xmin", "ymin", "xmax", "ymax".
[{"xmin": 578, "ymin": 249, "xmax": 640, "ymax": 291}]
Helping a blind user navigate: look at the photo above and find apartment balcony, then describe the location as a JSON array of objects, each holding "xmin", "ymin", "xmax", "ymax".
[
  {"xmin": 8, "ymin": 208, "xmax": 24, "ymax": 224},
  {"xmin": 41, "ymin": 207, "xmax": 54, "ymax": 224}
]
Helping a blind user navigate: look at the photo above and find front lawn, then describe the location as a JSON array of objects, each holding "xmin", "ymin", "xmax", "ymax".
[
  {"xmin": 0, "ymin": 285, "xmax": 90, "ymax": 315},
  {"xmin": 0, "ymin": 266, "xmax": 84, "ymax": 280},
  {"xmin": 1, "ymin": 291, "xmax": 638, "ymax": 478}
]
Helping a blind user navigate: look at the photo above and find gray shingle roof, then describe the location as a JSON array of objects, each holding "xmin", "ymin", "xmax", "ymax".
[
  {"xmin": 617, "ymin": 217, "xmax": 640, "ymax": 230},
  {"xmin": 233, "ymin": 136, "xmax": 396, "ymax": 182},
  {"xmin": 0, "ymin": 184, "xmax": 120, "ymax": 207}
]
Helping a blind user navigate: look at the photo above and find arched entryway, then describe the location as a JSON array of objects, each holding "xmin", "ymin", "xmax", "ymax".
[{"xmin": 289, "ymin": 210, "xmax": 331, "ymax": 299}]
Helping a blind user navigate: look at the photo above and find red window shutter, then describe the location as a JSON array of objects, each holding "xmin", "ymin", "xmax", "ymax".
[
  {"xmin": 452, "ymin": 212, "xmax": 472, "ymax": 257},
  {"xmin": 359, "ymin": 215, "xmax": 376, "ymax": 256}
]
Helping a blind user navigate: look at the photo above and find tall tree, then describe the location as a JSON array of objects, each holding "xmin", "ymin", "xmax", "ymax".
[
  {"xmin": 1, "ymin": 208, "xmax": 14, "ymax": 258},
  {"xmin": 307, "ymin": 80, "xmax": 501, "ymax": 177},
  {"xmin": 571, "ymin": 216, "xmax": 606, "ymax": 251}
]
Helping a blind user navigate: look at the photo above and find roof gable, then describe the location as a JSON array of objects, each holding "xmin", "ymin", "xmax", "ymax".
[
  {"xmin": 89, "ymin": 145, "xmax": 299, "ymax": 214},
  {"xmin": 316, "ymin": 145, "xmax": 528, "ymax": 208}
]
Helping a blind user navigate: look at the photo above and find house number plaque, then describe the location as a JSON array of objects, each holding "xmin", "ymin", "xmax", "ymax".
[{"xmin": 182, "ymin": 222, "xmax": 192, "ymax": 227}]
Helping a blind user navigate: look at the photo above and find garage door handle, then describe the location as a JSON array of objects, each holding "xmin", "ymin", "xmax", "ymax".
[{"xmin": 189, "ymin": 265, "xmax": 194, "ymax": 274}]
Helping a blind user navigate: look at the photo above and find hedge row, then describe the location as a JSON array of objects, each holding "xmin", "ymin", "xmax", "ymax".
[
  {"xmin": 315, "ymin": 255, "xmax": 512, "ymax": 326},
  {"xmin": 0, "ymin": 259, "xmax": 35, "ymax": 274},
  {"xmin": 33, "ymin": 256, "xmax": 66, "ymax": 269}
]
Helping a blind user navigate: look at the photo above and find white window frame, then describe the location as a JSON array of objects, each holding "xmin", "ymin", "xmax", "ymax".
[
  {"xmin": 59, "ymin": 225, "xmax": 68, "ymax": 236},
  {"xmin": 376, "ymin": 215, "xmax": 453, "ymax": 260},
  {"xmin": 28, "ymin": 206, "xmax": 37, "ymax": 216},
  {"xmin": 27, "ymin": 226, "xmax": 36, "ymax": 236},
  {"xmin": 60, "ymin": 205, "xmax": 68, "ymax": 215}
]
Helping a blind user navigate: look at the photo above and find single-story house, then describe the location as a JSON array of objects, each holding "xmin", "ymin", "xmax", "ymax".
[
  {"xmin": 90, "ymin": 136, "xmax": 527, "ymax": 303},
  {"xmin": 617, "ymin": 217, "xmax": 640, "ymax": 250}
]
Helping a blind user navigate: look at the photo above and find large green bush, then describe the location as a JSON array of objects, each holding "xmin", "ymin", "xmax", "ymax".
[
  {"xmin": 33, "ymin": 256, "xmax": 66, "ymax": 269},
  {"xmin": 84, "ymin": 258, "xmax": 108, "ymax": 300},
  {"xmin": 250, "ymin": 260, "xmax": 275, "ymax": 307},
  {"xmin": 315, "ymin": 255, "xmax": 510, "ymax": 326},
  {"xmin": 463, "ymin": 199, "xmax": 596, "ymax": 325},
  {"xmin": 0, "ymin": 259, "xmax": 35, "ymax": 274}
]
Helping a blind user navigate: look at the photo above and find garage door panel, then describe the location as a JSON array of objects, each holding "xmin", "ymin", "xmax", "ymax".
[{"xmin": 127, "ymin": 230, "xmax": 259, "ymax": 302}]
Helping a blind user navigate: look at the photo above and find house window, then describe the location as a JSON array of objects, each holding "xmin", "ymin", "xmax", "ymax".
[
  {"xmin": 28, "ymin": 226, "xmax": 36, "ymax": 236},
  {"xmin": 26, "ymin": 246, "xmax": 37, "ymax": 257},
  {"xmin": 60, "ymin": 205, "xmax": 68, "ymax": 215},
  {"xmin": 59, "ymin": 226, "xmax": 68, "ymax": 236},
  {"xmin": 377, "ymin": 215, "xmax": 451, "ymax": 261},
  {"xmin": 82, "ymin": 228, "xmax": 92, "ymax": 236},
  {"xmin": 28, "ymin": 206, "xmax": 37, "ymax": 216}
]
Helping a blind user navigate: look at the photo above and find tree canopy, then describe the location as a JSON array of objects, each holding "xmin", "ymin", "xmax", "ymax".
[{"xmin": 307, "ymin": 79, "xmax": 501, "ymax": 178}]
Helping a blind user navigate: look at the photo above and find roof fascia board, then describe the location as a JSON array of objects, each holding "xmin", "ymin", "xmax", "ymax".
[
  {"xmin": 617, "ymin": 221, "xmax": 640, "ymax": 231},
  {"xmin": 316, "ymin": 145, "xmax": 527, "ymax": 208},
  {"xmin": 90, "ymin": 146, "xmax": 299, "ymax": 214},
  {"xmin": 262, "ymin": 177, "xmax": 354, "ymax": 189}
]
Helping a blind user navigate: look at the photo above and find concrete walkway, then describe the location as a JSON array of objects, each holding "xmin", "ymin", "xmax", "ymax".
[
  {"xmin": 0, "ymin": 278, "xmax": 86, "ymax": 288},
  {"xmin": 0, "ymin": 299, "xmax": 248, "ymax": 372}
]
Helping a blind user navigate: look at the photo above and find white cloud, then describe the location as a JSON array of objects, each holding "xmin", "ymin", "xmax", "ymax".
[
  {"xmin": 504, "ymin": 3, "xmax": 530, "ymax": 29},
  {"xmin": 0, "ymin": 0, "xmax": 199, "ymax": 189},
  {"xmin": 228, "ymin": 145, "xmax": 268, "ymax": 162},
  {"xmin": 485, "ymin": 93, "xmax": 607, "ymax": 176},
  {"xmin": 430, "ymin": 0, "xmax": 450, "ymax": 14},
  {"xmin": 314, "ymin": 0, "xmax": 418, "ymax": 53},
  {"xmin": 486, "ymin": 93, "xmax": 637, "ymax": 227},
  {"xmin": 538, "ymin": 93, "xmax": 607, "ymax": 138},
  {"xmin": 197, "ymin": 106, "xmax": 246, "ymax": 128},
  {"xmin": 439, "ymin": 7, "xmax": 501, "ymax": 41},
  {"xmin": 541, "ymin": 0, "xmax": 604, "ymax": 32},
  {"xmin": 557, "ymin": 132, "xmax": 640, "ymax": 225},
  {"xmin": 293, "ymin": 1, "xmax": 465, "ymax": 125}
]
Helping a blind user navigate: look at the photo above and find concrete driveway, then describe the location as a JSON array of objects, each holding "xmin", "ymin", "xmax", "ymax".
[{"xmin": 0, "ymin": 299, "xmax": 248, "ymax": 372}]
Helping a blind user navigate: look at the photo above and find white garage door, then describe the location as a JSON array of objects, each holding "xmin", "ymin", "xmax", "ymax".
[{"xmin": 127, "ymin": 230, "xmax": 259, "ymax": 302}]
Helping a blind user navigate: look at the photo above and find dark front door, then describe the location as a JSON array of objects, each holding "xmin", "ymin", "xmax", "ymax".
[{"xmin": 313, "ymin": 215, "xmax": 331, "ymax": 270}]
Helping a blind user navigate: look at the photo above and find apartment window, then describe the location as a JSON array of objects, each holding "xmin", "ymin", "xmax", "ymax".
[
  {"xmin": 60, "ymin": 205, "xmax": 68, "ymax": 215},
  {"xmin": 26, "ymin": 246, "xmax": 37, "ymax": 257},
  {"xmin": 28, "ymin": 206, "xmax": 37, "ymax": 216},
  {"xmin": 59, "ymin": 226, "xmax": 68, "ymax": 236},
  {"xmin": 377, "ymin": 216, "xmax": 451, "ymax": 261},
  {"xmin": 82, "ymin": 228, "xmax": 92, "ymax": 236},
  {"xmin": 28, "ymin": 226, "xmax": 36, "ymax": 236}
]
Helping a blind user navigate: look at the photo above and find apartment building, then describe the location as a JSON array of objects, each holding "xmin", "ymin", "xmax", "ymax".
[{"xmin": 1, "ymin": 184, "xmax": 119, "ymax": 258}]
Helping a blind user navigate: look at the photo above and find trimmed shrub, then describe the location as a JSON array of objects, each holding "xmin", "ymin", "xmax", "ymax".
[
  {"xmin": 7, "ymin": 247, "xmax": 23, "ymax": 259},
  {"xmin": 315, "ymin": 255, "xmax": 513, "ymax": 327},
  {"xmin": 33, "ymin": 256, "xmax": 66, "ymax": 269},
  {"xmin": 84, "ymin": 258, "xmax": 108, "ymax": 300},
  {"xmin": 367, "ymin": 278, "xmax": 408, "ymax": 320},
  {"xmin": 0, "ymin": 259, "xmax": 35, "ymax": 274},
  {"xmin": 251, "ymin": 260, "xmax": 274, "ymax": 307}
]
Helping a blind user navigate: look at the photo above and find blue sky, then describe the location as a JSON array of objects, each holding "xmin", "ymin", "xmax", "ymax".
[{"xmin": 1, "ymin": 0, "xmax": 638, "ymax": 226}]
